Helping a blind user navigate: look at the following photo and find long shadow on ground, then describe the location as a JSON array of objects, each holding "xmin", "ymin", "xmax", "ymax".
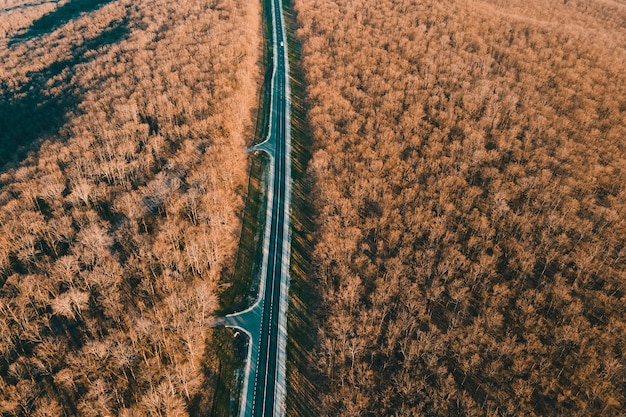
[
  {"xmin": 0, "ymin": 19, "xmax": 129, "ymax": 171},
  {"xmin": 280, "ymin": 0, "xmax": 326, "ymax": 415},
  {"xmin": 1, "ymin": 0, "xmax": 61, "ymax": 14},
  {"xmin": 9, "ymin": 0, "xmax": 117, "ymax": 44}
]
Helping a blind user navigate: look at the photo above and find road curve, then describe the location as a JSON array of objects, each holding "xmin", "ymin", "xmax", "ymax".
[{"xmin": 218, "ymin": 0, "xmax": 292, "ymax": 414}]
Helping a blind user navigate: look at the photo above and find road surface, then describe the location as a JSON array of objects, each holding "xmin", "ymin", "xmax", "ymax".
[{"xmin": 217, "ymin": 0, "xmax": 292, "ymax": 415}]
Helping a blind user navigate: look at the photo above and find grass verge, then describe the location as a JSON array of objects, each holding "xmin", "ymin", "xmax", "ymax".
[
  {"xmin": 252, "ymin": 0, "xmax": 275, "ymax": 146},
  {"xmin": 210, "ymin": 328, "xmax": 249, "ymax": 417},
  {"xmin": 189, "ymin": 328, "xmax": 248, "ymax": 417},
  {"xmin": 218, "ymin": 151, "xmax": 268, "ymax": 315}
]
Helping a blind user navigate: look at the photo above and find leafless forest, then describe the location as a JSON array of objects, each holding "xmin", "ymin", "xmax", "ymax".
[
  {"xmin": 293, "ymin": 0, "xmax": 626, "ymax": 415},
  {"xmin": 0, "ymin": 0, "xmax": 260, "ymax": 415}
]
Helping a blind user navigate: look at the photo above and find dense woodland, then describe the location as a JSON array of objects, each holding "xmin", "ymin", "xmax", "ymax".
[
  {"xmin": 0, "ymin": 0, "xmax": 260, "ymax": 415},
  {"xmin": 293, "ymin": 0, "xmax": 626, "ymax": 415}
]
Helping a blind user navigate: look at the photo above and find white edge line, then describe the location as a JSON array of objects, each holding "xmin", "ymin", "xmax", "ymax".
[
  {"xmin": 224, "ymin": 323, "xmax": 254, "ymax": 417},
  {"xmin": 275, "ymin": 0, "xmax": 292, "ymax": 414}
]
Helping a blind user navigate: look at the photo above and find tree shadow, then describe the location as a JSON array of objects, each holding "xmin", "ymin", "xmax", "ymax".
[
  {"xmin": 188, "ymin": 328, "xmax": 248, "ymax": 417},
  {"xmin": 280, "ymin": 0, "xmax": 326, "ymax": 414},
  {"xmin": 0, "ymin": 19, "xmax": 129, "ymax": 171},
  {"xmin": 1, "ymin": 1, "xmax": 61, "ymax": 14},
  {"xmin": 9, "ymin": 0, "xmax": 117, "ymax": 44}
]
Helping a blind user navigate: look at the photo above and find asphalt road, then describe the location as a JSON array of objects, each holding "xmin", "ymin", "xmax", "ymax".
[{"xmin": 218, "ymin": 0, "xmax": 292, "ymax": 414}]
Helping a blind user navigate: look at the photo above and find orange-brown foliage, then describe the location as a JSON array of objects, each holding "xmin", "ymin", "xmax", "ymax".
[
  {"xmin": 0, "ymin": 0, "xmax": 260, "ymax": 415},
  {"xmin": 294, "ymin": 0, "xmax": 626, "ymax": 415}
]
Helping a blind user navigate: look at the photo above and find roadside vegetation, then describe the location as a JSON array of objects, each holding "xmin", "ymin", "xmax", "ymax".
[
  {"xmin": 280, "ymin": 0, "xmax": 323, "ymax": 416},
  {"xmin": 0, "ymin": 0, "xmax": 261, "ymax": 415},
  {"xmin": 219, "ymin": 0, "xmax": 275, "ymax": 315},
  {"xmin": 293, "ymin": 0, "xmax": 626, "ymax": 415},
  {"xmin": 219, "ymin": 153, "xmax": 269, "ymax": 314},
  {"xmin": 198, "ymin": 327, "xmax": 247, "ymax": 417}
]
